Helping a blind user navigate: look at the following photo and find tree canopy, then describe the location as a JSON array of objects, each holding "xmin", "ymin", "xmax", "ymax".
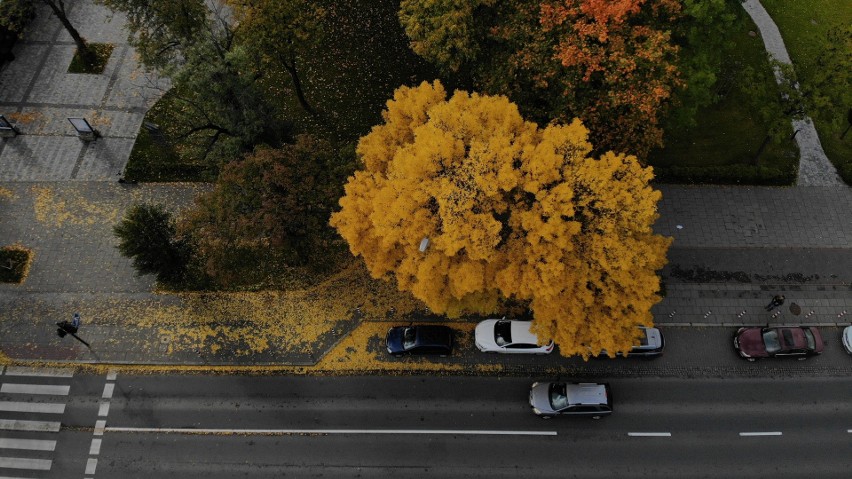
[
  {"xmin": 180, "ymin": 135, "xmax": 355, "ymax": 287},
  {"xmin": 330, "ymin": 81, "xmax": 671, "ymax": 357}
]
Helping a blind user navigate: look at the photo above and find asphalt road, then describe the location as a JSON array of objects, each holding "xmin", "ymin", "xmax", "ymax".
[{"xmin": 41, "ymin": 374, "xmax": 851, "ymax": 478}]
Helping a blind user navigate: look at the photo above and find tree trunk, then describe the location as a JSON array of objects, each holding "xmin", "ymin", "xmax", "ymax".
[
  {"xmin": 41, "ymin": 0, "xmax": 95, "ymax": 66},
  {"xmin": 752, "ymin": 135, "xmax": 772, "ymax": 165},
  {"xmin": 281, "ymin": 55, "xmax": 314, "ymax": 114}
]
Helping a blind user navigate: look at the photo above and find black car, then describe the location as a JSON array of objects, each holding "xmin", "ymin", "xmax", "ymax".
[{"xmin": 386, "ymin": 325, "xmax": 454, "ymax": 357}]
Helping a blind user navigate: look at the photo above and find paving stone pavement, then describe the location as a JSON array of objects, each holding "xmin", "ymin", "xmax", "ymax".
[{"xmin": 0, "ymin": 0, "xmax": 168, "ymax": 181}]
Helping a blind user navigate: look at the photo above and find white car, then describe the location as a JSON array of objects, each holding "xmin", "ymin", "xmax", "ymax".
[
  {"xmin": 843, "ymin": 326, "xmax": 852, "ymax": 355},
  {"xmin": 474, "ymin": 319, "xmax": 554, "ymax": 354}
]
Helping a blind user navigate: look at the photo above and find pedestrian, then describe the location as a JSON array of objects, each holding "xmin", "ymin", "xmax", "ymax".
[{"xmin": 765, "ymin": 294, "xmax": 785, "ymax": 311}]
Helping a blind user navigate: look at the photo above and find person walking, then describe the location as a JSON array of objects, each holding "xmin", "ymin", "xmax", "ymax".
[{"xmin": 765, "ymin": 294, "xmax": 785, "ymax": 311}]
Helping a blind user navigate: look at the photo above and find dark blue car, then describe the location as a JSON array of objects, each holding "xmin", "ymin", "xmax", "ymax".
[{"xmin": 386, "ymin": 325, "xmax": 454, "ymax": 357}]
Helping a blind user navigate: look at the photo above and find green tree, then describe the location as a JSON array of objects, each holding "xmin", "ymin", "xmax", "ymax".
[
  {"xmin": 331, "ymin": 82, "xmax": 671, "ymax": 357},
  {"xmin": 114, "ymin": 204, "xmax": 192, "ymax": 283},
  {"xmin": 228, "ymin": 0, "xmax": 326, "ymax": 113},
  {"xmin": 180, "ymin": 135, "xmax": 355, "ymax": 287},
  {"xmin": 398, "ymin": 0, "xmax": 495, "ymax": 73},
  {"xmin": 96, "ymin": 0, "xmax": 207, "ymax": 72}
]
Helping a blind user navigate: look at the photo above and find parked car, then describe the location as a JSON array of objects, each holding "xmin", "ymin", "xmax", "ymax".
[
  {"xmin": 474, "ymin": 319, "xmax": 554, "ymax": 354},
  {"xmin": 596, "ymin": 326, "xmax": 664, "ymax": 359},
  {"xmin": 386, "ymin": 325, "xmax": 453, "ymax": 357},
  {"xmin": 733, "ymin": 326, "xmax": 824, "ymax": 361},
  {"xmin": 842, "ymin": 326, "xmax": 852, "ymax": 355},
  {"xmin": 529, "ymin": 382, "xmax": 613, "ymax": 419}
]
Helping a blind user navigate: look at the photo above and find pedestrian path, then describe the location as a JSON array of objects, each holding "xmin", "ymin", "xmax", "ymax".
[
  {"xmin": 741, "ymin": 0, "xmax": 844, "ymax": 187},
  {"xmin": 0, "ymin": 366, "xmax": 73, "ymax": 478}
]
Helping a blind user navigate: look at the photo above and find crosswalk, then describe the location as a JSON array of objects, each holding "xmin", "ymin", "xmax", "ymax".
[{"xmin": 0, "ymin": 366, "xmax": 73, "ymax": 478}]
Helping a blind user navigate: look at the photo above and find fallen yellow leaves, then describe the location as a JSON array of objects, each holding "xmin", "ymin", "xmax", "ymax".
[{"xmin": 31, "ymin": 186, "xmax": 121, "ymax": 228}]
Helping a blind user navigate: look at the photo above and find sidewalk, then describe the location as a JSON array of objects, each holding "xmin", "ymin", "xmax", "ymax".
[{"xmin": 0, "ymin": 1, "xmax": 849, "ymax": 368}]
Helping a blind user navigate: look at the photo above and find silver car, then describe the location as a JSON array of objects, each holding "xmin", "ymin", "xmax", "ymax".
[
  {"xmin": 529, "ymin": 381, "xmax": 613, "ymax": 419},
  {"xmin": 843, "ymin": 326, "xmax": 852, "ymax": 355},
  {"xmin": 596, "ymin": 326, "xmax": 664, "ymax": 358}
]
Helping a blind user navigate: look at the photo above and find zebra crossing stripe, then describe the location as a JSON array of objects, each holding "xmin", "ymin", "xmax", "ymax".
[
  {"xmin": 0, "ymin": 384, "xmax": 70, "ymax": 396},
  {"xmin": 0, "ymin": 438, "xmax": 56, "ymax": 451},
  {"xmin": 0, "ymin": 401, "xmax": 65, "ymax": 414},
  {"xmin": 3, "ymin": 367, "xmax": 73, "ymax": 378},
  {"xmin": 0, "ymin": 420, "xmax": 61, "ymax": 433},
  {"xmin": 0, "ymin": 456, "xmax": 52, "ymax": 470}
]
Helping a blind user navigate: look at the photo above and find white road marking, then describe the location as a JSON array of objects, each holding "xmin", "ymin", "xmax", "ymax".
[
  {"xmin": 97, "ymin": 401, "xmax": 110, "ymax": 417},
  {"xmin": 0, "ymin": 401, "xmax": 65, "ymax": 414},
  {"xmin": 0, "ymin": 438, "xmax": 56, "ymax": 451},
  {"xmin": 102, "ymin": 383, "xmax": 114, "ymax": 399},
  {"xmin": 94, "ymin": 420, "xmax": 106, "ymax": 436},
  {"xmin": 89, "ymin": 438, "xmax": 101, "ymax": 455},
  {"xmin": 0, "ymin": 384, "xmax": 70, "ymax": 396},
  {"xmin": 0, "ymin": 420, "xmax": 61, "ymax": 433},
  {"xmin": 106, "ymin": 370, "xmax": 117, "ymax": 381},
  {"xmin": 85, "ymin": 458, "xmax": 97, "ymax": 474},
  {"xmin": 628, "ymin": 432, "xmax": 672, "ymax": 437},
  {"xmin": 0, "ymin": 456, "xmax": 52, "ymax": 470},
  {"xmin": 3, "ymin": 367, "xmax": 73, "ymax": 378},
  {"xmin": 739, "ymin": 431, "xmax": 782, "ymax": 436},
  {"xmin": 106, "ymin": 427, "xmax": 557, "ymax": 436}
]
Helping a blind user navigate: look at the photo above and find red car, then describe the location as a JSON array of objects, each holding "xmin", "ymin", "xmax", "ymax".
[{"xmin": 734, "ymin": 326, "xmax": 824, "ymax": 361}]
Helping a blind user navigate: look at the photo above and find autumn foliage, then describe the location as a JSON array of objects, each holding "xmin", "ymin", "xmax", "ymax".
[{"xmin": 331, "ymin": 81, "xmax": 671, "ymax": 357}]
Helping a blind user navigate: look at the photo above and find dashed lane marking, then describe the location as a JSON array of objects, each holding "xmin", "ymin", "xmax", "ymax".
[
  {"xmin": 628, "ymin": 432, "xmax": 672, "ymax": 437},
  {"xmin": 739, "ymin": 431, "xmax": 782, "ymax": 436}
]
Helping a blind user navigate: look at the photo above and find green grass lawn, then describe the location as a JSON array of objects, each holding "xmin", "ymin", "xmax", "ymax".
[
  {"xmin": 760, "ymin": 0, "xmax": 851, "ymax": 183},
  {"xmin": 647, "ymin": 5, "xmax": 799, "ymax": 184}
]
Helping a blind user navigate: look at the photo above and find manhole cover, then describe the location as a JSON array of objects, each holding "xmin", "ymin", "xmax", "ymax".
[{"xmin": 789, "ymin": 303, "xmax": 801, "ymax": 315}]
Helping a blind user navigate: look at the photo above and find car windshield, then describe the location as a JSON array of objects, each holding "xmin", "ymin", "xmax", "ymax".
[
  {"xmin": 549, "ymin": 383, "xmax": 569, "ymax": 410},
  {"xmin": 803, "ymin": 329, "xmax": 816, "ymax": 350},
  {"xmin": 403, "ymin": 327, "xmax": 416, "ymax": 350},
  {"xmin": 495, "ymin": 321, "xmax": 512, "ymax": 346},
  {"xmin": 763, "ymin": 329, "xmax": 781, "ymax": 353}
]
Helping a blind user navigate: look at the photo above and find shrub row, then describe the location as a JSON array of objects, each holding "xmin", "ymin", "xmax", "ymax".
[{"xmin": 653, "ymin": 164, "xmax": 796, "ymax": 186}]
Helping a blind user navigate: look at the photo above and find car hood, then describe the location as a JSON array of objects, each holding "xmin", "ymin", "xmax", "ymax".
[
  {"xmin": 737, "ymin": 328, "xmax": 768, "ymax": 357},
  {"xmin": 529, "ymin": 382, "xmax": 557, "ymax": 414},
  {"xmin": 475, "ymin": 320, "xmax": 499, "ymax": 350},
  {"xmin": 386, "ymin": 328, "xmax": 405, "ymax": 353}
]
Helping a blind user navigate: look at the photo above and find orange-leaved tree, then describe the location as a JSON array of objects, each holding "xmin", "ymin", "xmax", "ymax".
[{"xmin": 330, "ymin": 81, "xmax": 671, "ymax": 357}]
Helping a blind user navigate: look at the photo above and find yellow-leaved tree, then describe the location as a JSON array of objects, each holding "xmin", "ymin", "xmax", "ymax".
[{"xmin": 330, "ymin": 80, "xmax": 671, "ymax": 357}]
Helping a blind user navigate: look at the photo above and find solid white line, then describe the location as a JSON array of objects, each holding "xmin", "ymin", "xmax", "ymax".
[
  {"xmin": 739, "ymin": 431, "xmax": 782, "ymax": 436},
  {"xmin": 89, "ymin": 438, "xmax": 102, "ymax": 455},
  {"xmin": 102, "ymin": 383, "xmax": 114, "ymax": 399},
  {"xmin": 0, "ymin": 384, "xmax": 70, "ymax": 396},
  {"xmin": 627, "ymin": 432, "xmax": 672, "ymax": 437},
  {"xmin": 0, "ymin": 438, "xmax": 56, "ymax": 451},
  {"xmin": 0, "ymin": 456, "xmax": 52, "ymax": 470},
  {"xmin": 106, "ymin": 370, "xmax": 117, "ymax": 381},
  {"xmin": 0, "ymin": 420, "xmax": 61, "ymax": 433},
  {"xmin": 106, "ymin": 427, "xmax": 558, "ymax": 436},
  {"xmin": 98, "ymin": 401, "xmax": 110, "ymax": 417},
  {"xmin": 85, "ymin": 458, "xmax": 97, "ymax": 475},
  {"xmin": 3, "ymin": 367, "xmax": 73, "ymax": 378},
  {"xmin": 0, "ymin": 401, "xmax": 65, "ymax": 414}
]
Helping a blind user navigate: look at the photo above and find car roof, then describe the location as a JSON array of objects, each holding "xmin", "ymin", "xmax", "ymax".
[
  {"xmin": 507, "ymin": 320, "xmax": 540, "ymax": 345},
  {"xmin": 564, "ymin": 383, "xmax": 608, "ymax": 405},
  {"xmin": 413, "ymin": 325, "xmax": 451, "ymax": 346}
]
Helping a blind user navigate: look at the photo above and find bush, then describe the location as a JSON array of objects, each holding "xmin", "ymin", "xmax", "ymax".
[
  {"xmin": 653, "ymin": 164, "xmax": 796, "ymax": 186},
  {"xmin": 113, "ymin": 204, "xmax": 193, "ymax": 284}
]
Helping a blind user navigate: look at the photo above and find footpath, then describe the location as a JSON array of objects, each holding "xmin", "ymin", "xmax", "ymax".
[{"xmin": 0, "ymin": 1, "xmax": 849, "ymax": 370}]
